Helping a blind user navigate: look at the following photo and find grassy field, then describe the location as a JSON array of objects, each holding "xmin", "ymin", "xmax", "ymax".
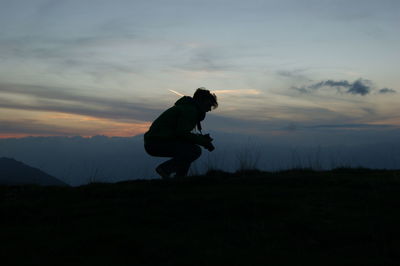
[{"xmin": 1, "ymin": 169, "xmax": 400, "ymax": 266}]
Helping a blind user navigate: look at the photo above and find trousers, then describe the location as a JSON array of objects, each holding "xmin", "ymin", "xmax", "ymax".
[{"xmin": 144, "ymin": 140, "xmax": 202, "ymax": 177}]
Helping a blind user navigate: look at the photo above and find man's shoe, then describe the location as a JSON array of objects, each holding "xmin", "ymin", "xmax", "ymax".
[{"xmin": 156, "ymin": 165, "xmax": 171, "ymax": 179}]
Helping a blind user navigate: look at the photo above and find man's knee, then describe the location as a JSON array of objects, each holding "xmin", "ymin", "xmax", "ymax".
[{"xmin": 177, "ymin": 142, "xmax": 202, "ymax": 161}]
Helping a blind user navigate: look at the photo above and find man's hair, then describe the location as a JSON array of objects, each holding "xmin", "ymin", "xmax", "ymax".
[{"xmin": 193, "ymin": 87, "xmax": 218, "ymax": 110}]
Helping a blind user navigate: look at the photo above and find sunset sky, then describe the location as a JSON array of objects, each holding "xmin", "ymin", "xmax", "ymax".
[{"xmin": 1, "ymin": 0, "xmax": 399, "ymax": 140}]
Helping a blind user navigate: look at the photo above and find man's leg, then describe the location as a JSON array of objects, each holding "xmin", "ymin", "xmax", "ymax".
[
  {"xmin": 145, "ymin": 141, "xmax": 202, "ymax": 178},
  {"xmin": 157, "ymin": 141, "xmax": 202, "ymax": 177},
  {"xmin": 174, "ymin": 142, "xmax": 202, "ymax": 177}
]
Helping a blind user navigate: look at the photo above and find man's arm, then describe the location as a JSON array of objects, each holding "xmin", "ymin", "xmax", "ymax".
[{"xmin": 175, "ymin": 106, "xmax": 210, "ymax": 146}]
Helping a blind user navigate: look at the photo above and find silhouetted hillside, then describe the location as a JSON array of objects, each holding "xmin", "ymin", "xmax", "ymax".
[
  {"xmin": 0, "ymin": 157, "xmax": 68, "ymax": 186},
  {"xmin": 1, "ymin": 170, "xmax": 400, "ymax": 265}
]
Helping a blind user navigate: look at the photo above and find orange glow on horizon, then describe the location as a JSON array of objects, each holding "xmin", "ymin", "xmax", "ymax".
[
  {"xmin": 367, "ymin": 118, "xmax": 400, "ymax": 127},
  {"xmin": 0, "ymin": 133, "xmax": 59, "ymax": 139},
  {"xmin": 0, "ymin": 112, "xmax": 152, "ymax": 139},
  {"xmin": 0, "ymin": 130, "xmax": 148, "ymax": 139},
  {"xmin": 0, "ymin": 130, "xmax": 146, "ymax": 139}
]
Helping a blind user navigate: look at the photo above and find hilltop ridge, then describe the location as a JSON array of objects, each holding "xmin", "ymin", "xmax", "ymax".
[
  {"xmin": 0, "ymin": 157, "xmax": 69, "ymax": 186},
  {"xmin": 1, "ymin": 169, "xmax": 400, "ymax": 265}
]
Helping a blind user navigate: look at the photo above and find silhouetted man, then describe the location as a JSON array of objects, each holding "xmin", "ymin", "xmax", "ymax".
[{"xmin": 144, "ymin": 88, "xmax": 218, "ymax": 179}]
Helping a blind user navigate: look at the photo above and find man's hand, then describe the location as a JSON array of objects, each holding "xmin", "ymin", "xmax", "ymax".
[
  {"xmin": 204, "ymin": 134, "xmax": 213, "ymax": 142},
  {"xmin": 204, "ymin": 141, "xmax": 215, "ymax": 151},
  {"xmin": 202, "ymin": 134, "xmax": 215, "ymax": 151}
]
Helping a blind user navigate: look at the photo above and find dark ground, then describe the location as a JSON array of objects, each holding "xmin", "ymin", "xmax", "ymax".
[{"xmin": 1, "ymin": 169, "xmax": 400, "ymax": 266}]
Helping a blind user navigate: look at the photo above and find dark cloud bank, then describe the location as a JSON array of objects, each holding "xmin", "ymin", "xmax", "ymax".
[{"xmin": 294, "ymin": 78, "xmax": 396, "ymax": 96}]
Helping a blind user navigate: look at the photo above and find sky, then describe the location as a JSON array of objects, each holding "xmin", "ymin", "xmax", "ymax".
[{"xmin": 0, "ymin": 0, "xmax": 399, "ymax": 141}]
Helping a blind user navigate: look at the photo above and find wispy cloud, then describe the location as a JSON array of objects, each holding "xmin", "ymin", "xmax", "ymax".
[
  {"xmin": 213, "ymin": 89, "xmax": 262, "ymax": 96},
  {"xmin": 379, "ymin": 88, "xmax": 397, "ymax": 94},
  {"xmin": 176, "ymin": 45, "xmax": 237, "ymax": 72},
  {"xmin": 0, "ymin": 83, "xmax": 160, "ymax": 122},
  {"xmin": 0, "ymin": 119, "xmax": 66, "ymax": 135},
  {"xmin": 168, "ymin": 89, "xmax": 185, "ymax": 97},
  {"xmin": 293, "ymin": 78, "xmax": 395, "ymax": 96},
  {"xmin": 167, "ymin": 88, "xmax": 262, "ymax": 97},
  {"xmin": 305, "ymin": 123, "xmax": 395, "ymax": 130},
  {"xmin": 276, "ymin": 69, "xmax": 313, "ymax": 83}
]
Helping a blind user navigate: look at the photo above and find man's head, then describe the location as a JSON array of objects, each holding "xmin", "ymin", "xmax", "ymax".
[{"xmin": 193, "ymin": 87, "xmax": 218, "ymax": 113}]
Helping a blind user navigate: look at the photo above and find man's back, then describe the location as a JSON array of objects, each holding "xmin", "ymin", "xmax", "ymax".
[{"xmin": 144, "ymin": 96, "xmax": 201, "ymax": 144}]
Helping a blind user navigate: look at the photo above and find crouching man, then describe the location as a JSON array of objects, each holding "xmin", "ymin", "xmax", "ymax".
[{"xmin": 144, "ymin": 88, "xmax": 218, "ymax": 179}]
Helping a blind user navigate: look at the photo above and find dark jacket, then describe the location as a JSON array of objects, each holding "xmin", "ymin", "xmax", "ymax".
[{"xmin": 144, "ymin": 96, "xmax": 208, "ymax": 146}]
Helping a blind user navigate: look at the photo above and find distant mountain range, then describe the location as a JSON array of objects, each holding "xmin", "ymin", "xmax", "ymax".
[
  {"xmin": 0, "ymin": 133, "xmax": 399, "ymax": 186},
  {"xmin": 0, "ymin": 157, "xmax": 68, "ymax": 186}
]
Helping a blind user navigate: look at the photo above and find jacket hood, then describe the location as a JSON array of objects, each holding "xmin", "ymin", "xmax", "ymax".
[{"xmin": 175, "ymin": 96, "xmax": 206, "ymax": 124}]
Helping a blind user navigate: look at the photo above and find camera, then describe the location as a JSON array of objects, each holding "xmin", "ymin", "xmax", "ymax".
[
  {"xmin": 204, "ymin": 133, "xmax": 213, "ymax": 141},
  {"xmin": 203, "ymin": 134, "xmax": 215, "ymax": 151},
  {"xmin": 206, "ymin": 142, "xmax": 215, "ymax": 152}
]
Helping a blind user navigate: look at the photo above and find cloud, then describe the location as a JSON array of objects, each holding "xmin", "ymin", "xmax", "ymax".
[
  {"xmin": 0, "ymin": 119, "xmax": 70, "ymax": 136},
  {"xmin": 346, "ymin": 79, "xmax": 372, "ymax": 95},
  {"xmin": 0, "ymin": 24, "xmax": 151, "ymax": 79},
  {"xmin": 213, "ymin": 89, "xmax": 261, "ymax": 96},
  {"xmin": 294, "ymin": 78, "xmax": 377, "ymax": 96},
  {"xmin": 0, "ymin": 83, "xmax": 161, "ymax": 122},
  {"xmin": 379, "ymin": 88, "xmax": 397, "ymax": 94},
  {"xmin": 305, "ymin": 123, "xmax": 395, "ymax": 130},
  {"xmin": 311, "ymin": 80, "xmax": 352, "ymax": 90},
  {"xmin": 276, "ymin": 69, "xmax": 313, "ymax": 83},
  {"xmin": 177, "ymin": 45, "xmax": 235, "ymax": 72}
]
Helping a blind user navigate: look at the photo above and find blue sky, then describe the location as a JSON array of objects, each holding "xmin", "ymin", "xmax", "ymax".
[{"xmin": 0, "ymin": 0, "xmax": 399, "ymax": 140}]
